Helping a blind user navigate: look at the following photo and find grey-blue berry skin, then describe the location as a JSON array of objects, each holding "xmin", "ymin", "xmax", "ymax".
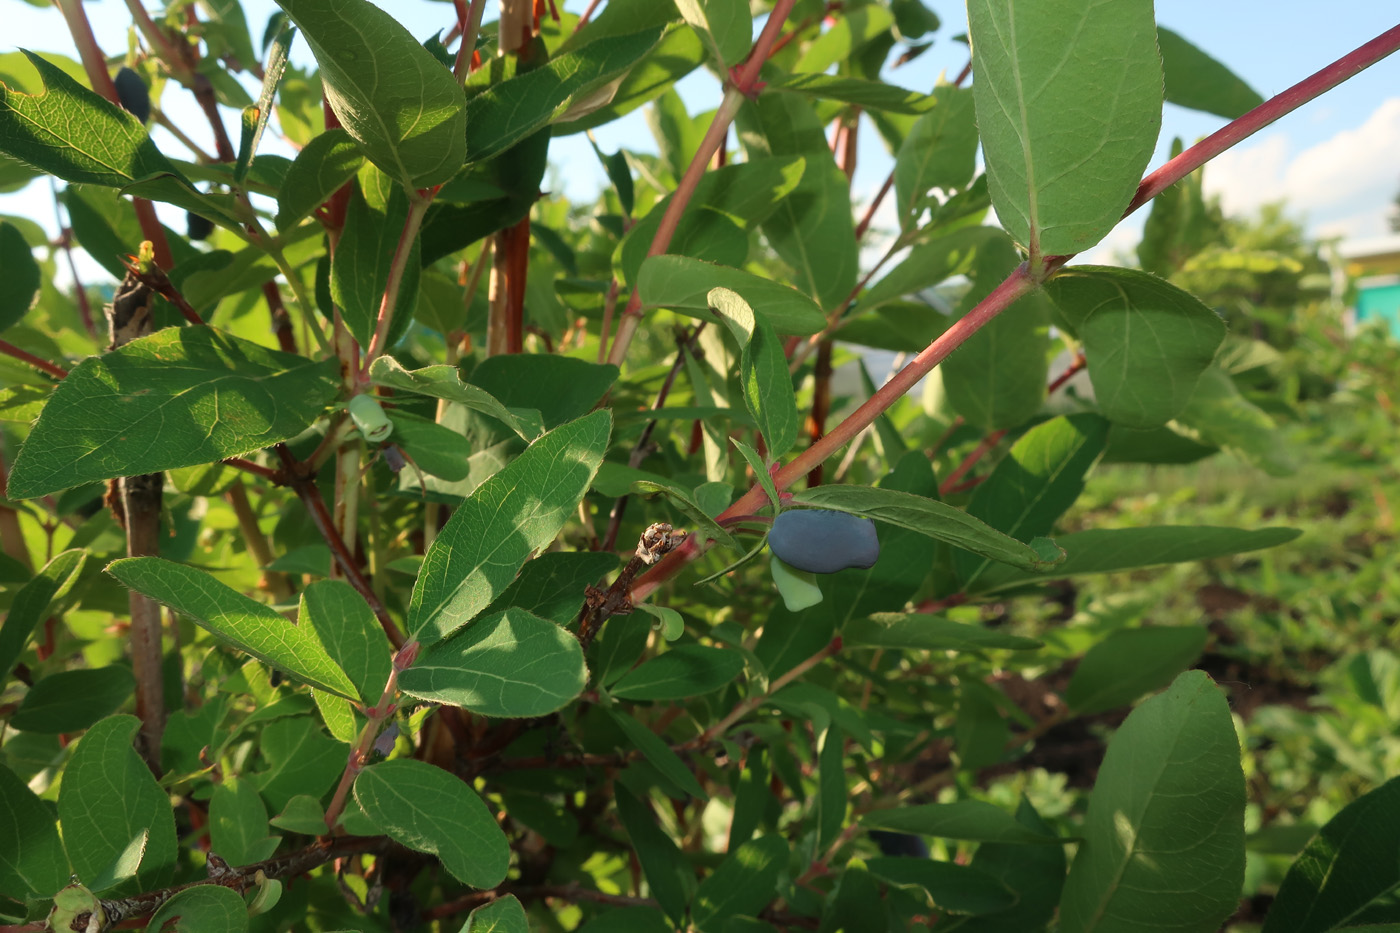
[{"xmin": 768, "ymin": 509, "xmax": 880, "ymax": 574}]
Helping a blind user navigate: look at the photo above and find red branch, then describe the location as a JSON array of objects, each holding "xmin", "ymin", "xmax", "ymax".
[{"xmin": 0, "ymin": 340, "xmax": 67, "ymax": 380}]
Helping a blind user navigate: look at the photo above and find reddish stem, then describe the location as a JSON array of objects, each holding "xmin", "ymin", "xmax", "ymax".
[
  {"xmin": 0, "ymin": 340, "xmax": 67, "ymax": 380},
  {"xmin": 222, "ymin": 457, "xmax": 280, "ymax": 483},
  {"xmin": 606, "ymin": 0, "xmax": 799, "ymax": 366},
  {"xmin": 633, "ymin": 268, "xmax": 1039, "ymax": 601},
  {"xmin": 574, "ymin": 0, "xmax": 604, "ymax": 32},
  {"xmin": 854, "ymin": 172, "xmax": 894, "ymax": 240}
]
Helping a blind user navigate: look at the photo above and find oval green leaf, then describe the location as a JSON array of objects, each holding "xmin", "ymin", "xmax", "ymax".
[
  {"xmin": 8, "ymin": 327, "xmax": 339, "ymax": 500},
  {"xmin": 354, "ymin": 758, "xmax": 509, "ymax": 889},
  {"xmin": 408, "ymin": 410, "xmax": 611, "ymax": 645},
  {"xmin": 1047, "ymin": 266, "xmax": 1226, "ymax": 428},
  {"xmin": 10, "ymin": 666, "xmax": 135, "ymax": 734},
  {"xmin": 1058, "ymin": 671, "xmax": 1245, "ymax": 933},
  {"xmin": 968, "ymin": 0, "xmax": 1162, "ymax": 257},
  {"xmin": 398, "ymin": 609, "xmax": 587, "ymax": 717},
  {"xmin": 276, "ymin": 0, "xmax": 466, "ymax": 188},
  {"xmin": 145, "ymin": 883, "xmax": 248, "ymax": 933},
  {"xmin": 1065, "ymin": 626, "xmax": 1209, "ymax": 716}
]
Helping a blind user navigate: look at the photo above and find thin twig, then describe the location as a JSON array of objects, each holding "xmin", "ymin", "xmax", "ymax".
[{"xmin": 0, "ymin": 341, "xmax": 67, "ymax": 380}]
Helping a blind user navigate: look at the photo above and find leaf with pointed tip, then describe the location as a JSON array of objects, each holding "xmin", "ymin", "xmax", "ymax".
[
  {"xmin": 7, "ymin": 327, "xmax": 339, "ymax": 499},
  {"xmin": 968, "ymin": 0, "xmax": 1161, "ymax": 256},
  {"xmin": 408, "ymin": 411, "xmax": 611, "ymax": 645},
  {"xmin": 769, "ymin": 73, "xmax": 937, "ymax": 114},
  {"xmin": 463, "ymin": 894, "xmax": 529, "ymax": 933},
  {"xmin": 276, "ymin": 0, "xmax": 466, "ymax": 188},
  {"xmin": 1159, "ymin": 27, "xmax": 1264, "ymax": 120},
  {"xmin": 793, "ymin": 485, "xmax": 1064, "ymax": 573},
  {"xmin": 355, "ymin": 758, "xmax": 509, "ymax": 888},
  {"xmin": 605, "ymin": 708, "xmax": 708, "ymax": 800},
  {"xmin": 107, "ymin": 557, "xmax": 360, "ymax": 700},
  {"xmin": 1065, "ymin": 626, "xmax": 1209, "ymax": 715},
  {"xmin": 863, "ymin": 800, "xmax": 1062, "ymax": 845},
  {"xmin": 0, "ymin": 549, "xmax": 86, "ymax": 681},
  {"xmin": 740, "ymin": 309, "xmax": 799, "ymax": 458},
  {"xmin": 1059, "ymin": 671, "xmax": 1244, "ymax": 933},
  {"xmin": 892, "ymin": 85, "xmax": 977, "ymax": 230},
  {"xmin": 691, "ymin": 835, "xmax": 788, "ymax": 931},
  {"xmin": 971, "ymin": 525, "xmax": 1302, "ymax": 593},
  {"xmin": 0, "ymin": 762, "xmax": 69, "ymax": 900}
]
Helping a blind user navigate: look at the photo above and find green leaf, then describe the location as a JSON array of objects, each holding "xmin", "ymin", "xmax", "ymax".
[
  {"xmin": 300, "ymin": 579, "xmax": 393, "ymax": 705},
  {"xmin": 58, "ymin": 715, "xmax": 177, "ymax": 894},
  {"xmin": 1176, "ymin": 366, "xmax": 1293, "ymax": 476},
  {"xmin": 464, "ymin": 27, "xmax": 664, "ymax": 165},
  {"xmin": 1065, "ymin": 626, "xmax": 1209, "ymax": 716},
  {"xmin": 968, "ymin": 0, "xmax": 1161, "ymax": 256},
  {"xmin": 940, "ymin": 232, "xmax": 1051, "ymax": 430},
  {"xmin": 691, "ymin": 834, "xmax": 788, "ymax": 931},
  {"xmin": 956, "ymin": 414, "xmax": 1110, "ymax": 587},
  {"xmin": 469, "ymin": 354, "xmax": 618, "ymax": 430},
  {"xmin": 637, "ymin": 256, "xmax": 825, "ymax": 335},
  {"xmin": 234, "ymin": 21, "xmax": 293, "ymax": 183},
  {"xmin": 736, "ymin": 93, "xmax": 857, "ymax": 311},
  {"xmin": 617, "ymin": 156, "xmax": 806, "ymax": 286},
  {"xmin": 731, "ymin": 437, "xmax": 780, "ymax": 514},
  {"xmin": 816, "ymin": 722, "xmax": 845, "ymax": 847},
  {"xmin": 740, "ymin": 311, "xmax": 799, "ymax": 458},
  {"xmin": 275, "ymin": 128, "xmax": 363, "ymax": 230},
  {"xmin": 1046, "ymin": 266, "xmax": 1226, "ymax": 428},
  {"xmin": 399, "ymin": 609, "xmax": 587, "ymax": 717},
  {"xmin": 462, "ymin": 894, "xmax": 530, "ymax": 933},
  {"xmin": 10, "ymin": 667, "xmax": 134, "ymax": 734},
  {"xmin": 1059, "ymin": 671, "xmax": 1245, "ymax": 933},
  {"xmin": 957, "ymin": 798, "xmax": 1068, "ymax": 932},
  {"xmin": 0, "ymin": 762, "xmax": 69, "ymax": 900},
  {"xmin": 614, "ymin": 784, "xmax": 693, "ymax": 925},
  {"xmin": 276, "ymin": 0, "xmax": 466, "ymax": 188},
  {"xmin": 7, "ymin": 327, "xmax": 339, "ymax": 499},
  {"xmin": 0, "ymin": 549, "xmax": 86, "ymax": 681},
  {"xmin": 145, "ymin": 880, "xmax": 250, "ymax": 933},
  {"xmin": 1158, "ymin": 27, "xmax": 1264, "ymax": 120},
  {"xmin": 368, "ymin": 356, "xmax": 540, "ymax": 440},
  {"xmin": 0, "ymin": 220, "xmax": 39, "ymax": 331},
  {"xmin": 859, "ymin": 225, "xmax": 999, "ymax": 314},
  {"xmin": 676, "ymin": 0, "xmax": 751, "ymax": 70},
  {"xmin": 0, "ymin": 51, "xmax": 188, "ymax": 193},
  {"xmin": 865, "ymin": 858, "xmax": 1016, "ymax": 916},
  {"xmin": 392, "ymin": 411, "xmax": 474, "ymax": 481},
  {"xmin": 554, "ymin": 23, "xmax": 705, "ymax": 136},
  {"xmin": 408, "ymin": 411, "xmax": 610, "ymax": 644},
  {"xmin": 610, "ymin": 644, "xmax": 746, "ymax": 701},
  {"xmin": 768, "ymin": 73, "xmax": 936, "ymax": 114},
  {"xmin": 355, "ymin": 758, "xmax": 509, "ymax": 888},
  {"xmin": 863, "ymin": 800, "xmax": 1062, "ymax": 845},
  {"xmin": 632, "ymin": 479, "xmax": 739, "ymax": 552},
  {"xmin": 845, "ymin": 613, "xmax": 1042, "ymax": 652},
  {"xmin": 793, "ymin": 485, "xmax": 1064, "ymax": 573},
  {"xmin": 331, "ymin": 183, "xmax": 421, "ymax": 349},
  {"xmin": 794, "ymin": 6, "xmax": 894, "ymax": 73},
  {"xmin": 107, "ymin": 557, "xmax": 360, "ymax": 700},
  {"xmin": 892, "ymin": 84, "xmax": 977, "ymax": 231},
  {"xmin": 605, "ymin": 708, "xmax": 708, "ymax": 800},
  {"xmin": 209, "ymin": 776, "xmax": 279, "ymax": 866},
  {"xmin": 1263, "ymin": 775, "xmax": 1400, "ymax": 933},
  {"xmin": 483, "ymin": 551, "xmax": 618, "ymax": 626},
  {"xmin": 706, "ymin": 286, "xmax": 756, "ymax": 347},
  {"xmin": 770, "ymin": 557, "xmax": 823, "ymax": 612},
  {"xmin": 971, "ymin": 525, "xmax": 1301, "ymax": 593}
]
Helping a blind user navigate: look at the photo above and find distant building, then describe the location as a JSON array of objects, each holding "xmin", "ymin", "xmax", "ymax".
[{"xmin": 1338, "ymin": 234, "xmax": 1400, "ymax": 334}]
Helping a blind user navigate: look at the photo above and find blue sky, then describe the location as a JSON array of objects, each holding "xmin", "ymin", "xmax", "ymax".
[{"xmin": 4, "ymin": 0, "xmax": 1398, "ymax": 273}]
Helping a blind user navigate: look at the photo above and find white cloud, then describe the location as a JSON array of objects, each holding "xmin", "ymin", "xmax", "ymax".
[{"xmin": 1203, "ymin": 97, "xmax": 1400, "ymax": 239}]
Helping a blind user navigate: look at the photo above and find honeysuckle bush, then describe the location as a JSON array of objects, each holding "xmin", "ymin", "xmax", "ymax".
[{"xmin": 0, "ymin": 0, "xmax": 1397, "ymax": 931}]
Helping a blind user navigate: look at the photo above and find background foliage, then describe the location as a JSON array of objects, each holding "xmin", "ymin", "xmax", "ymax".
[{"xmin": 0, "ymin": 1, "xmax": 1397, "ymax": 932}]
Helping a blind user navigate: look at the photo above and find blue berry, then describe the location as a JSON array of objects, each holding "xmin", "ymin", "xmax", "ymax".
[{"xmin": 768, "ymin": 509, "xmax": 879, "ymax": 574}]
